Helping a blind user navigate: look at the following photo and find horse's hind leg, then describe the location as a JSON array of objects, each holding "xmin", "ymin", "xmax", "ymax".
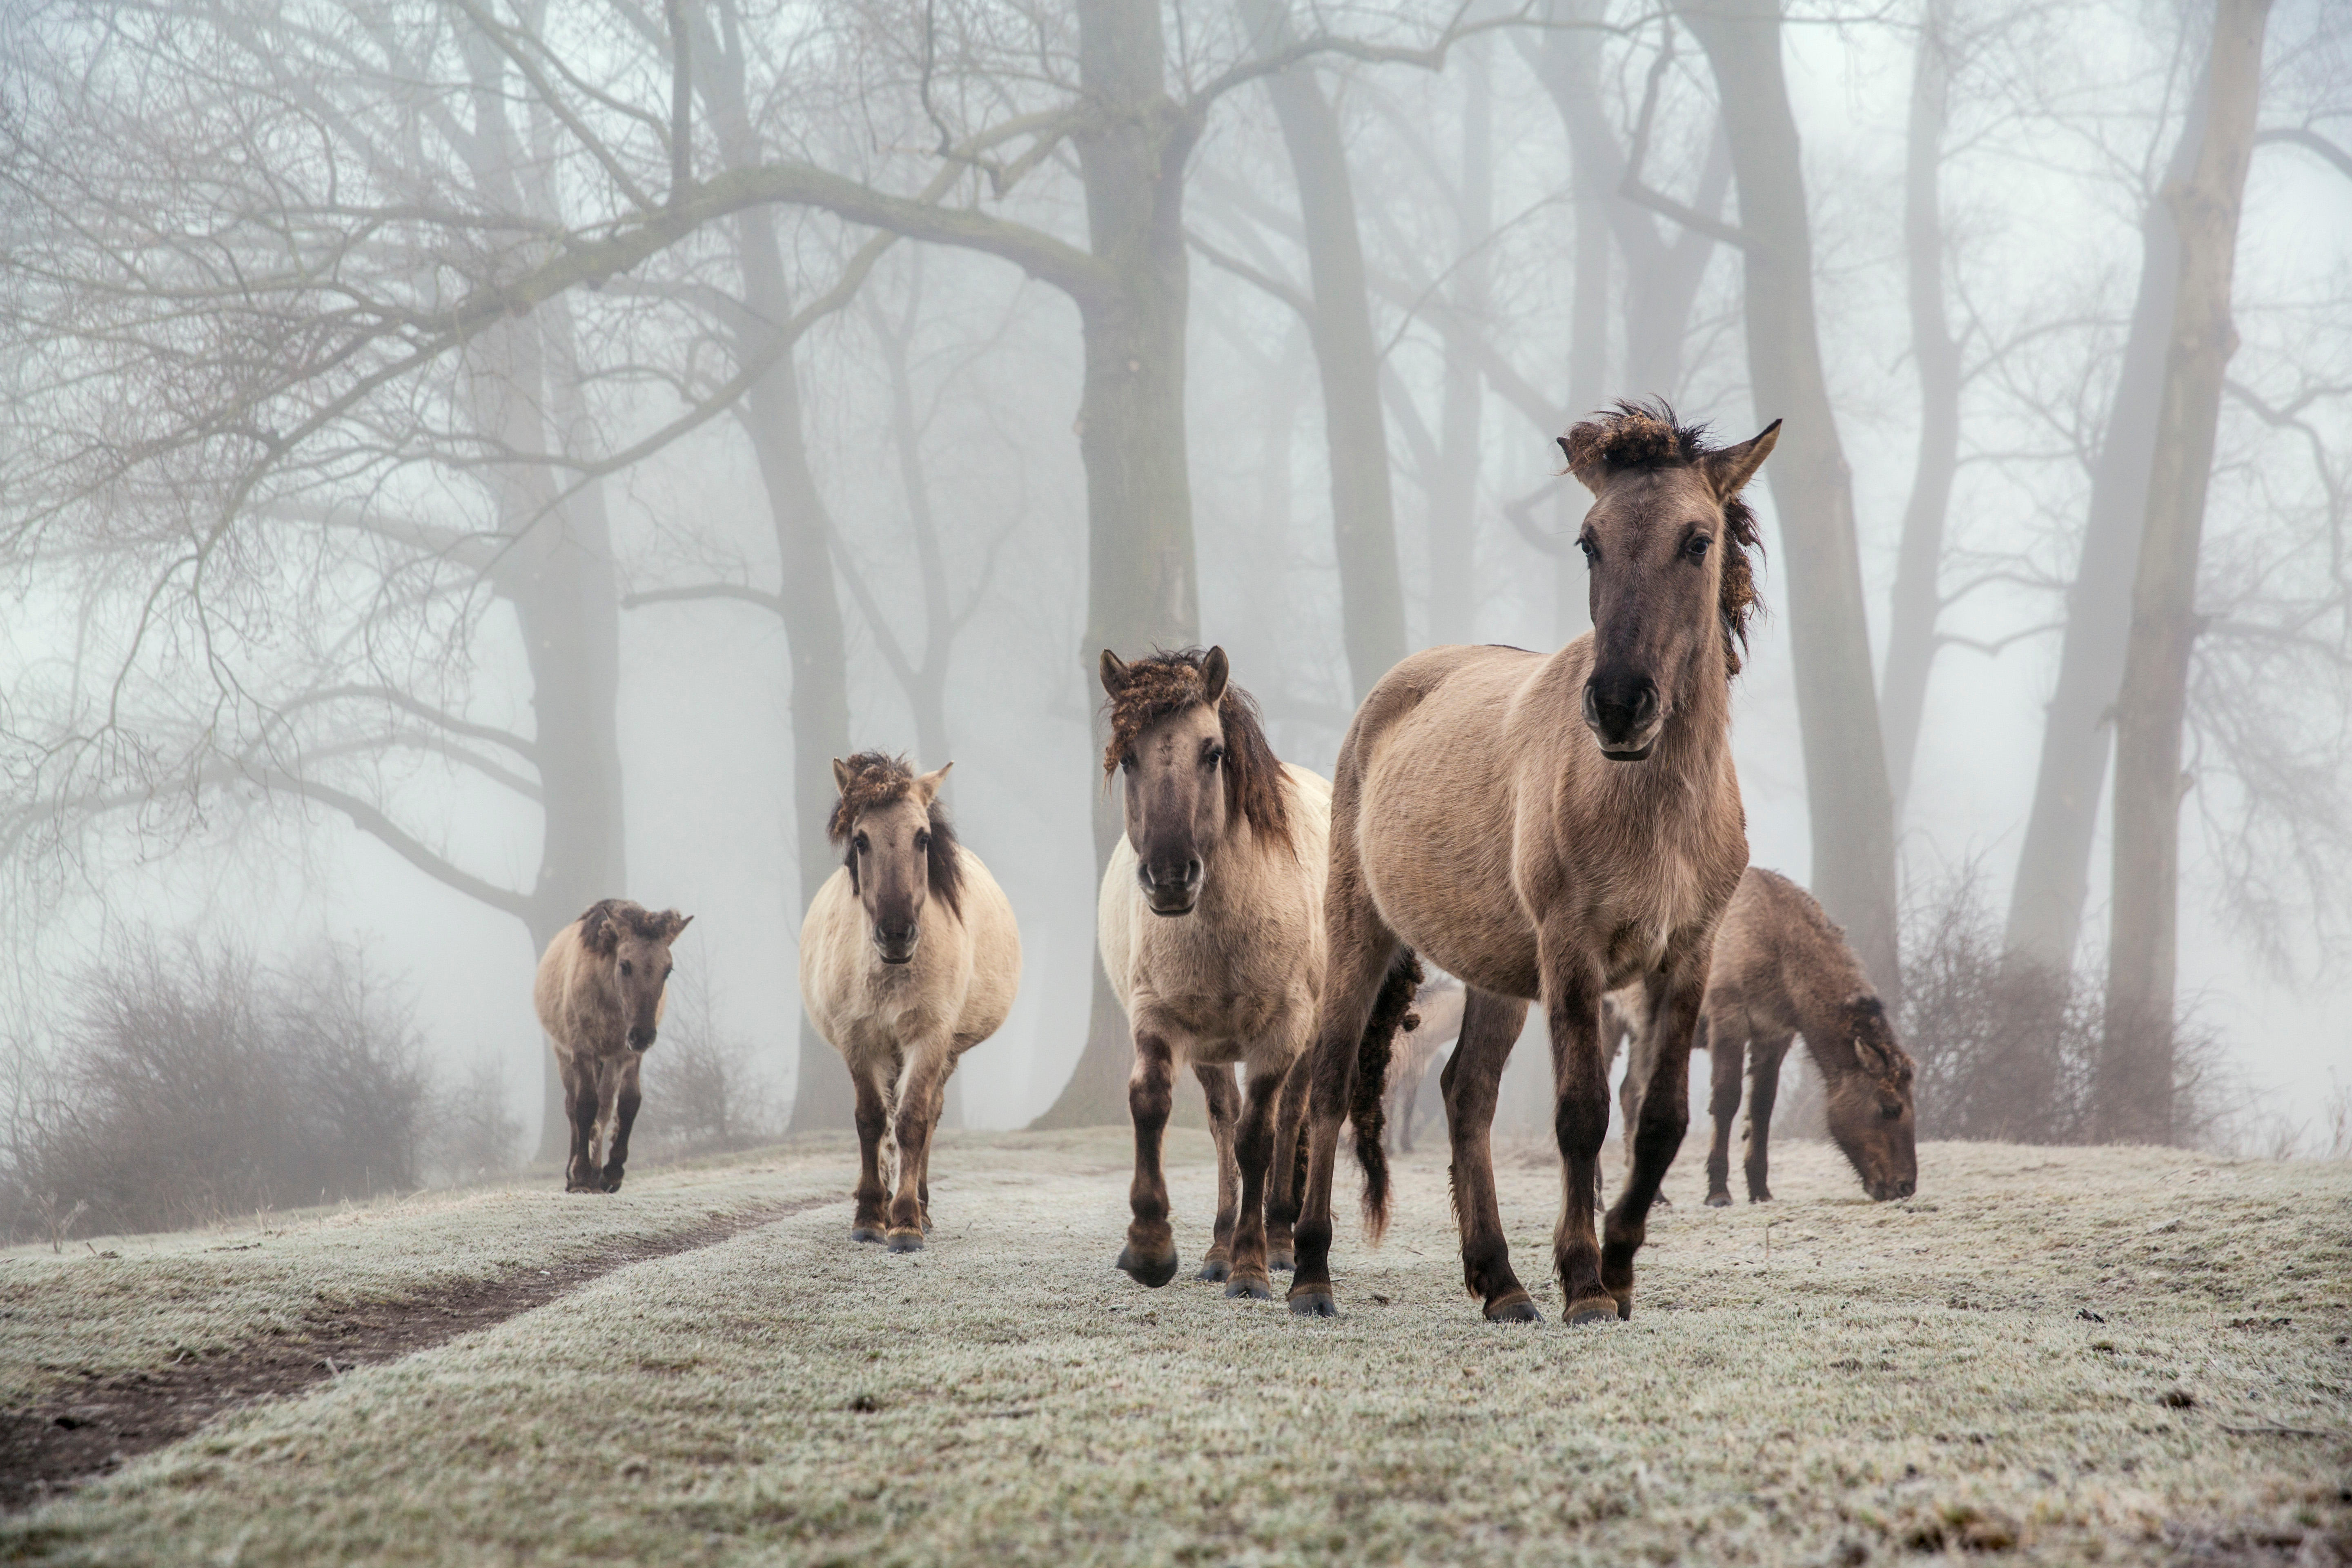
[
  {"xmin": 1284, "ymin": 895, "xmax": 1396, "ymax": 1320},
  {"xmin": 1116, "ymin": 1028, "xmax": 1182, "ymax": 1287},
  {"xmin": 1744, "ymin": 1034, "xmax": 1793, "ymax": 1203},
  {"xmin": 1443, "ymin": 989, "xmax": 1537, "ymax": 1322},
  {"xmin": 1265, "ymin": 1051, "xmax": 1310, "ymax": 1272},
  {"xmin": 601, "ymin": 1055, "xmax": 643, "ymax": 1192},
  {"xmin": 1194, "ymin": 1063, "xmax": 1241, "ymax": 1283},
  {"xmin": 850, "ymin": 1068, "xmax": 890, "ymax": 1243},
  {"xmin": 1601, "ymin": 952, "xmax": 1706, "ymax": 1320},
  {"xmin": 1705, "ymin": 1007, "xmax": 1744, "ymax": 1206}
]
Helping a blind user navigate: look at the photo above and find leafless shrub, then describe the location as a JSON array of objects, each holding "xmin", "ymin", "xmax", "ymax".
[
  {"xmin": 428, "ymin": 1058, "xmax": 525, "ymax": 1188},
  {"xmin": 631, "ymin": 969, "xmax": 779, "ymax": 1159},
  {"xmin": 0, "ymin": 933, "xmax": 429, "ymax": 1239},
  {"xmin": 1898, "ymin": 868, "xmax": 2230, "ymax": 1146}
]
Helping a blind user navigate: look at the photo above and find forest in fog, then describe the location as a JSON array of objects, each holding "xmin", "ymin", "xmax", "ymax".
[{"xmin": 1, "ymin": 0, "xmax": 2347, "ymax": 1223}]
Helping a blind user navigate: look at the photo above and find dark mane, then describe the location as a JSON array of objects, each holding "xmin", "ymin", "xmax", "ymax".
[
  {"xmin": 1100, "ymin": 648, "xmax": 1292, "ymax": 850},
  {"xmin": 826, "ymin": 750, "xmax": 964, "ymax": 918},
  {"xmin": 1564, "ymin": 398, "xmax": 1767, "ymax": 675},
  {"xmin": 575, "ymin": 898, "xmax": 687, "ymax": 955}
]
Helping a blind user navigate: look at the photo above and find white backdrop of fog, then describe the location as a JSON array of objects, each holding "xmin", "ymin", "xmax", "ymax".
[{"xmin": 3, "ymin": 0, "xmax": 2345, "ymax": 1147}]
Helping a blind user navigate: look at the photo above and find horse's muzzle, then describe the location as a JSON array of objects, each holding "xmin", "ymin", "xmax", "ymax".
[
  {"xmin": 872, "ymin": 921, "xmax": 919, "ymax": 965},
  {"xmin": 1583, "ymin": 677, "xmax": 1662, "ymax": 760},
  {"xmin": 628, "ymin": 1025, "xmax": 656, "ymax": 1051},
  {"xmin": 1869, "ymin": 1176, "xmax": 1917, "ymax": 1202},
  {"xmin": 1139, "ymin": 859, "xmax": 1202, "ymax": 918}
]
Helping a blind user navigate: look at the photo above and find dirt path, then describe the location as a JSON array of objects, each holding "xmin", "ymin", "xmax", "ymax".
[{"xmin": 0, "ymin": 1196, "xmax": 828, "ymax": 1511}]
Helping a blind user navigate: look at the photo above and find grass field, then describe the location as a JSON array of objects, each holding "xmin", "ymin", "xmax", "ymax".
[{"xmin": 2, "ymin": 1126, "xmax": 2347, "ymax": 1565}]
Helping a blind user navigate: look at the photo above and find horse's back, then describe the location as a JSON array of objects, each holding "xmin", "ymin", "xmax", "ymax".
[
  {"xmin": 797, "ymin": 869, "xmax": 866, "ymax": 1051},
  {"xmin": 533, "ymin": 918, "xmax": 594, "ymax": 1056}
]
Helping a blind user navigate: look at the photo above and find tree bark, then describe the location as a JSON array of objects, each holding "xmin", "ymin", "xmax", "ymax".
[
  {"xmin": 1031, "ymin": 0, "xmax": 1205, "ymax": 1128},
  {"xmin": 2002, "ymin": 74, "xmax": 2211, "ymax": 972},
  {"xmin": 1243, "ymin": 0, "xmax": 1410, "ymax": 693},
  {"xmin": 1878, "ymin": 0, "xmax": 1961, "ymax": 818},
  {"xmin": 1677, "ymin": 0, "xmax": 1902, "ymax": 1004},
  {"xmin": 1429, "ymin": 42, "xmax": 1493, "ymax": 649},
  {"xmin": 2100, "ymin": 0, "xmax": 2271, "ymax": 1143}
]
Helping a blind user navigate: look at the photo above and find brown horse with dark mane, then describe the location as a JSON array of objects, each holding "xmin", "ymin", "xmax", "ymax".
[{"xmin": 1288, "ymin": 401, "xmax": 1776, "ymax": 1325}]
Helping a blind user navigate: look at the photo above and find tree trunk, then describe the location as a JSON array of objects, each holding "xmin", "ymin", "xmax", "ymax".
[
  {"xmin": 1031, "ymin": 0, "xmax": 1204, "ymax": 1128},
  {"xmin": 1245, "ymin": 0, "xmax": 1410, "ymax": 694},
  {"xmin": 1677, "ymin": 0, "xmax": 1902, "ymax": 1004},
  {"xmin": 1430, "ymin": 42, "xmax": 1493, "ymax": 649},
  {"xmin": 2002, "ymin": 75, "xmax": 2211, "ymax": 972},
  {"xmin": 1878, "ymin": 1, "xmax": 1961, "ymax": 817},
  {"xmin": 2100, "ymin": 0, "xmax": 2270, "ymax": 1143}
]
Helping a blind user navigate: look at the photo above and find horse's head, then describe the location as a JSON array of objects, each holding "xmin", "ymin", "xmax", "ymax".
[
  {"xmin": 830, "ymin": 753, "xmax": 959, "ymax": 966},
  {"xmin": 1560, "ymin": 402, "xmax": 1777, "ymax": 760},
  {"xmin": 1100, "ymin": 646, "xmax": 1289, "ymax": 918},
  {"xmin": 578, "ymin": 901, "xmax": 692, "ymax": 1051},
  {"xmin": 1820, "ymin": 993, "xmax": 1918, "ymax": 1201}
]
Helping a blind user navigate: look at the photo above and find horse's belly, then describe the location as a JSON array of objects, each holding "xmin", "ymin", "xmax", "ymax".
[{"xmin": 1357, "ymin": 805, "xmax": 1539, "ymax": 1000}]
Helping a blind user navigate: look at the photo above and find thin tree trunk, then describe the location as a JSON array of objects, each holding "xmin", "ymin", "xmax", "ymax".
[
  {"xmin": 1677, "ymin": 0, "xmax": 1902, "ymax": 1004},
  {"xmin": 1878, "ymin": 2, "xmax": 1961, "ymax": 817},
  {"xmin": 1032, "ymin": 0, "xmax": 1204, "ymax": 1128},
  {"xmin": 2100, "ymin": 0, "xmax": 2271, "ymax": 1143},
  {"xmin": 1430, "ymin": 41, "xmax": 1492, "ymax": 648},
  {"xmin": 2003, "ymin": 75, "xmax": 2211, "ymax": 972},
  {"xmin": 1243, "ymin": 0, "xmax": 1409, "ymax": 695}
]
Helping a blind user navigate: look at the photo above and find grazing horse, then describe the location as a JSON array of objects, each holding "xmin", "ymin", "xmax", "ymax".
[
  {"xmin": 534, "ymin": 900, "xmax": 693, "ymax": 1193},
  {"xmin": 1606, "ymin": 867, "xmax": 1917, "ymax": 1205},
  {"xmin": 1383, "ymin": 975, "xmax": 1466, "ymax": 1155},
  {"xmin": 802, "ymin": 753, "xmax": 1021, "ymax": 1251},
  {"xmin": 1098, "ymin": 647, "xmax": 1411, "ymax": 1301},
  {"xmin": 1289, "ymin": 401, "xmax": 1777, "ymax": 1325}
]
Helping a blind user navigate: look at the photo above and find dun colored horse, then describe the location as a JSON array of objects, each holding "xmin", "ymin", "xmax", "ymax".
[
  {"xmin": 1289, "ymin": 401, "xmax": 1777, "ymax": 1325},
  {"xmin": 1606, "ymin": 867, "xmax": 1917, "ymax": 1204},
  {"xmin": 1097, "ymin": 647, "xmax": 1410, "ymax": 1300},
  {"xmin": 802, "ymin": 753, "xmax": 1022, "ymax": 1250},
  {"xmin": 534, "ymin": 899, "xmax": 694, "ymax": 1193}
]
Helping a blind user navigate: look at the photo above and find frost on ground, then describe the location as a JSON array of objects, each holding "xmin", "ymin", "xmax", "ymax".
[{"xmin": 2, "ymin": 1127, "xmax": 2347, "ymax": 1566}]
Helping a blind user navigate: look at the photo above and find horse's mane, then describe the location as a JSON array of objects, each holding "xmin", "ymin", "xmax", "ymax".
[
  {"xmin": 1564, "ymin": 399, "xmax": 1766, "ymax": 675},
  {"xmin": 575, "ymin": 898, "xmax": 686, "ymax": 954},
  {"xmin": 826, "ymin": 750, "xmax": 963, "ymax": 918},
  {"xmin": 1101, "ymin": 649, "xmax": 1292, "ymax": 851}
]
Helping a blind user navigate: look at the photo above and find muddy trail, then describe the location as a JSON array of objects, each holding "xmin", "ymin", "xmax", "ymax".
[{"xmin": 0, "ymin": 1196, "xmax": 829, "ymax": 1511}]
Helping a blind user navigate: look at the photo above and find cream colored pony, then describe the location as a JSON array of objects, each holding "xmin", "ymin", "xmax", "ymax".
[
  {"xmin": 801, "ymin": 753, "xmax": 1021, "ymax": 1251},
  {"xmin": 1097, "ymin": 647, "xmax": 1414, "ymax": 1301}
]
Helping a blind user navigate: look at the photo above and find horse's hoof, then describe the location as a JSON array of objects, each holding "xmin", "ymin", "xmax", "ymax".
[
  {"xmin": 1483, "ymin": 1290, "xmax": 1543, "ymax": 1324},
  {"xmin": 1268, "ymin": 1251, "xmax": 1295, "ymax": 1274},
  {"xmin": 850, "ymin": 1225, "xmax": 886, "ymax": 1244},
  {"xmin": 1224, "ymin": 1273, "xmax": 1274, "ymax": 1301},
  {"xmin": 1706, "ymin": 1192, "xmax": 1733, "ymax": 1209},
  {"xmin": 886, "ymin": 1230, "xmax": 925, "ymax": 1253},
  {"xmin": 1566, "ymin": 1295, "xmax": 1621, "ymax": 1326},
  {"xmin": 1116, "ymin": 1244, "xmax": 1180, "ymax": 1289},
  {"xmin": 564, "ymin": 1180, "xmax": 604, "ymax": 1194},
  {"xmin": 1286, "ymin": 1286, "xmax": 1339, "ymax": 1319},
  {"xmin": 1196, "ymin": 1258, "xmax": 1231, "ymax": 1283}
]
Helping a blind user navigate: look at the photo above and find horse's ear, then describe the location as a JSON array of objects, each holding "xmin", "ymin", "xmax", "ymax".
[
  {"xmin": 579, "ymin": 904, "xmax": 617, "ymax": 957},
  {"xmin": 831, "ymin": 757, "xmax": 854, "ymax": 795},
  {"xmin": 914, "ymin": 762, "xmax": 952, "ymax": 803},
  {"xmin": 1702, "ymin": 419, "xmax": 1781, "ymax": 501},
  {"xmin": 1559, "ymin": 421, "xmax": 1612, "ymax": 493},
  {"xmin": 1199, "ymin": 646, "xmax": 1229, "ymax": 706},
  {"xmin": 659, "ymin": 911, "xmax": 693, "ymax": 943},
  {"xmin": 1099, "ymin": 649, "xmax": 1130, "ymax": 696}
]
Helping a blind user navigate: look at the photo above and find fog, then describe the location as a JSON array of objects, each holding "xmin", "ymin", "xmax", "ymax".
[{"xmin": 2, "ymin": 0, "xmax": 2346, "ymax": 1170}]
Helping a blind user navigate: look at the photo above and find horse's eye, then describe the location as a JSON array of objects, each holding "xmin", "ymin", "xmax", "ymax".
[
  {"xmin": 1881, "ymin": 1103, "xmax": 1901, "ymax": 1121},
  {"xmin": 620, "ymin": 960, "xmax": 633, "ymax": 977},
  {"xmin": 1577, "ymin": 533, "xmax": 1597, "ymax": 562},
  {"xmin": 1118, "ymin": 753, "xmax": 1136, "ymax": 773},
  {"xmin": 1203, "ymin": 745, "xmax": 1225, "ymax": 768},
  {"xmin": 853, "ymin": 832, "xmax": 869, "ymax": 853},
  {"xmin": 915, "ymin": 830, "xmax": 930, "ymax": 850},
  {"xmin": 1686, "ymin": 534, "xmax": 1712, "ymax": 559}
]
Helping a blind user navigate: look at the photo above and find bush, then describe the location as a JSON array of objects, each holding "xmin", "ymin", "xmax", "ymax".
[
  {"xmin": 630, "ymin": 969, "xmax": 778, "ymax": 1158},
  {"xmin": 0, "ymin": 933, "xmax": 430, "ymax": 1239},
  {"xmin": 428, "ymin": 1057, "xmax": 525, "ymax": 1187}
]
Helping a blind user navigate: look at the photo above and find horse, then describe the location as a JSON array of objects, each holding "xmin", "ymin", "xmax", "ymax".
[
  {"xmin": 1287, "ymin": 401, "xmax": 1777, "ymax": 1325},
  {"xmin": 1383, "ymin": 974, "xmax": 1466, "ymax": 1155},
  {"xmin": 533, "ymin": 899, "xmax": 694, "ymax": 1193},
  {"xmin": 1605, "ymin": 866, "xmax": 1917, "ymax": 1205},
  {"xmin": 1096, "ymin": 646, "xmax": 1413, "ymax": 1301},
  {"xmin": 801, "ymin": 753, "xmax": 1022, "ymax": 1251}
]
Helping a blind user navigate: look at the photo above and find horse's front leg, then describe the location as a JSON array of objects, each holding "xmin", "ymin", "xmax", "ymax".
[
  {"xmin": 601, "ymin": 1054, "xmax": 643, "ymax": 1192},
  {"xmin": 1601, "ymin": 944, "xmax": 1711, "ymax": 1318},
  {"xmin": 562, "ymin": 1055, "xmax": 601, "ymax": 1193},
  {"xmin": 885, "ymin": 1049, "xmax": 947, "ymax": 1251},
  {"xmin": 1443, "ymin": 989, "xmax": 1537, "ymax": 1321},
  {"xmin": 1541, "ymin": 935, "xmax": 1616, "ymax": 1325},
  {"xmin": 849, "ymin": 1067, "xmax": 890, "ymax": 1243},
  {"xmin": 1193, "ymin": 1062, "xmax": 1240, "ymax": 1283},
  {"xmin": 1223, "ymin": 1058, "xmax": 1289, "ymax": 1300},
  {"xmin": 1116, "ymin": 1025, "xmax": 1182, "ymax": 1287},
  {"xmin": 1264, "ymin": 1050, "xmax": 1312, "ymax": 1272}
]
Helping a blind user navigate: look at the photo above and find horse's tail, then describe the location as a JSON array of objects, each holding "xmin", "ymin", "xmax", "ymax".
[{"xmin": 1352, "ymin": 948, "xmax": 1425, "ymax": 1245}]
